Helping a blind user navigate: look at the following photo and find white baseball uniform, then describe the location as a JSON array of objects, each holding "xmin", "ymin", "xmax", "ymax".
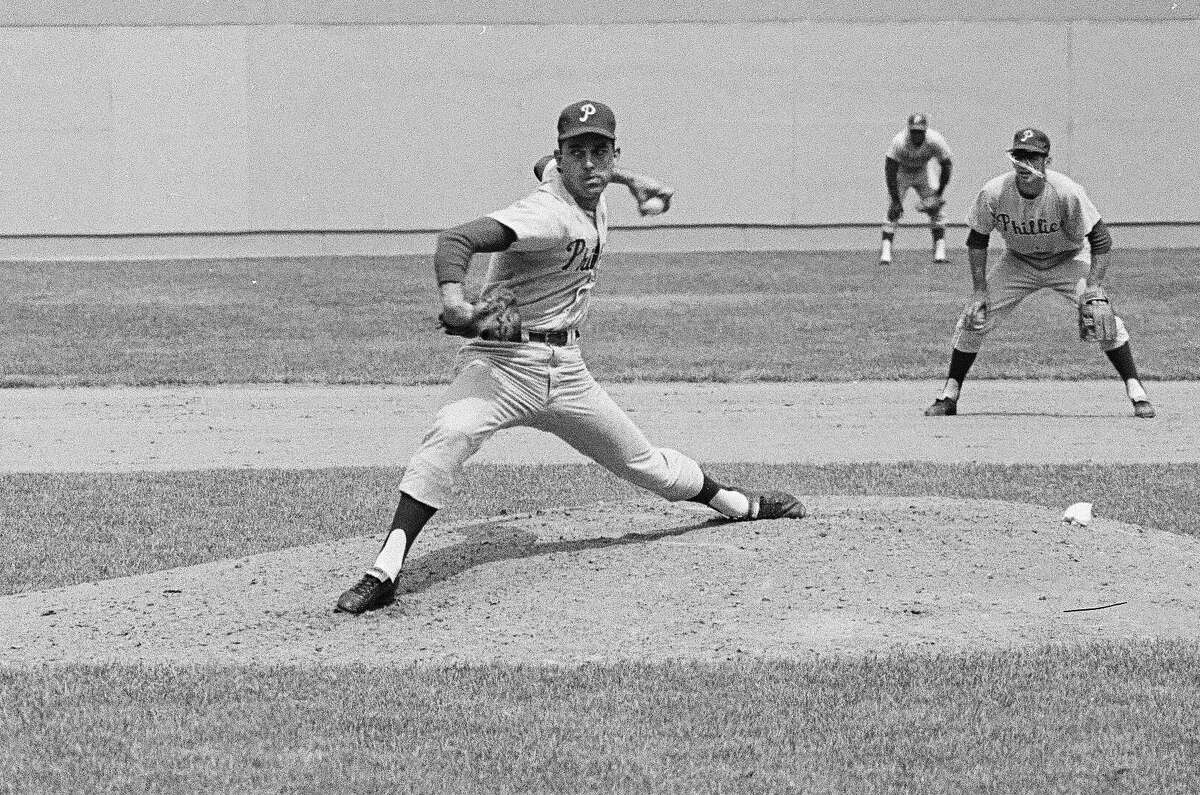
[
  {"xmin": 883, "ymin": 128, "xmax": 953, "ymax": 231},
  {"xmin": 398, "ymin": 163, "xmax": 705, "ymax": 508},
  {"xmin": 952, "ymin": 168, "xmax": 1129, "ymax": 352}
]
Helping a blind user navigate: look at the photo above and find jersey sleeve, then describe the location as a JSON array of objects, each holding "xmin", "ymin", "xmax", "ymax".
[
  {"xmin": 928, "ymin": 130, "xmax": 953, "ymax": 161},
  {"xmin": 966, "ymin": 187, "xmax": 996, "ymax": 234},
  {"xmin": 1064, "ymin": 185, "xmax": 1103, "ymax": 238},
  {"xmin": 488, "ymin": 190, "xmax": 566, "ymax": 252},
  {"xmin": 883, "ymin": 132, "xmax": 904, "ymax": 159}
]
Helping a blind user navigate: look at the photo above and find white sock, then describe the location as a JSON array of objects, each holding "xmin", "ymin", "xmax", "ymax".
[
  {"xmin": 371, "ymin": 530, "xmax": 409, "ymax": 581},
  {"xmin": 708, "ymin": 489, "xmax": 751, "ymax": 519},
  {"xmin": 941, "ymin": 378, "xmax": 961, "ymax": 400},
  {"xmin": 880, "ymin": 240, "xmax": 893, "ymax": 260},
  {"xmin": 1126, "ymin": 378, "xmax": 1147, "ymax": 402},
  {"xmin": 934, "ymin": 239, "xmax": 946, "ymax": 259},
  {"xmin": 363, "ymin": 566, "xmax": 391, "ymax": 584}
]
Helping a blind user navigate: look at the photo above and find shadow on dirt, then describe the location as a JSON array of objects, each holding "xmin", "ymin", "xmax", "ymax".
[{"xmin": 395, "ymin": 514, "xmax": 731, "ymax": 597}]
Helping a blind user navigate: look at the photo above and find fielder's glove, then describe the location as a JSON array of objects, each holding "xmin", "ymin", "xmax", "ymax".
[
  {"xmin": 1078, "ymin": 285, "xmax": 1117, "ymax": 342},
  {"xmin": 965, "ymin": 295, "xmax": 988, "ymax": 332},
  {"xmin": 439, "ymin": 288, "xmax": 523, "ymax": 342},
  {"xmin": 918, "ymin": 193, "xmax": 946, "ymax": 215}
]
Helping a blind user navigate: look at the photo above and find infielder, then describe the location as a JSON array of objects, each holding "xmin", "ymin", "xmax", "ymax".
[
  {"xmin": 336, "ymin": 100, "xmax": 806, "ymax": 614},
  {"xmin": 880, "ymin": 113, "xmax": 954, "ymax": 265},
  {"xmin": 924, "ymin": 127, "xmax": 1155, "ymax": 419}
]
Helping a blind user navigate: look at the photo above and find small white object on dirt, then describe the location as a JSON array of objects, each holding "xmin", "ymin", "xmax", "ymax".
[{"xmin": 1062, "ymin": 502, "xmax": 1094, "ymax": 526}]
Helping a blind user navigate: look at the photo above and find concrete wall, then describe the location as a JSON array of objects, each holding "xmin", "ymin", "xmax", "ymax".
[{"xmin": 1, "ymin": 4, "xmax": 1198, "ymax": 253}]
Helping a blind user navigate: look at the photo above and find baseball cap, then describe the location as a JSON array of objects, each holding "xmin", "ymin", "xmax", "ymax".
[
  {"xmin": 557, "ymin": 100, "xmax": 616, "ymax": 142},
  {"xmin": 907, "ymin": 113, "xmax": 928, "ymax": 130},
  {"xmin": 1009, "ymin": 127, "xmax": 1051, "ymax": 155}
]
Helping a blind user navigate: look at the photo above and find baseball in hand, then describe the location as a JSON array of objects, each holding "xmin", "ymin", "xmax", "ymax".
[{"xmin": 639, "ymin": 196, "xmax": 667, "ymax": 216}]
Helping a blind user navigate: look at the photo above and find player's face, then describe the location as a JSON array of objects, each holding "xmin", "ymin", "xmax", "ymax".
[
  {"xmin": 908, "ymin": 129, "xmax": 926, "ymax": 147},
  {"xmin": 556, "ymin": 134, "xmax": 619, "ymax": 210},
  {"xmin": 1011, "ymin": 152, "xmax": 1048, "ymax": 197}
]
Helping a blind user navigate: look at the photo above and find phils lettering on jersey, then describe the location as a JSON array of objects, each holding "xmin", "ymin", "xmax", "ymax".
[
  {"xmin": 991, "ymin": 213, "xmax": 1060, "ymax": 236},
  {"xmin": 564, "ymin": 238, "xmax": 601, "ymax": 271}
]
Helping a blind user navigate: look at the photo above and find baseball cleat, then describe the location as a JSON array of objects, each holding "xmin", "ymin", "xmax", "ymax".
[
  {"xmin": 1133, "ymin": 399, "xmax": 1156, "ymax": 419},
  {"xmin": 335, "ymin": 571, "xmax": 396, "ymax": 614},
  {"xmin": 924, "ymin": 396, "xmax": 957, "ymax": 416},
  {"xmin": 743, "ymin": 491, "xmax": 806, "ymax": 520}
]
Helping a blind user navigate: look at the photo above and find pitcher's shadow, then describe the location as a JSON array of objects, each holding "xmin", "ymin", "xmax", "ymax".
[{"xmin": 395, "ymin": 514, "xmax": 731, "ymax": 597}]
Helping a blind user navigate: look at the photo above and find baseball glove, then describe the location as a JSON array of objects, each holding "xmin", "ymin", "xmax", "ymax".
[
  {"xmin": 918, "ymin": 194, "xmax": 946, "ymax": 214},
  {"xmin": 965, "ymin": 296, "xmax": 988, "ymax": 332},
  {"xmin": 439, "ymin": 288, "xmax": 523, "ymax": 342},
  {"xmin": 1078, "ymin": 285, "xmax": 1117, "ymax": 342}
]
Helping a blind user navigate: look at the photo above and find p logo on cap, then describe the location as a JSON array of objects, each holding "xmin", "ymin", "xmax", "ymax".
[
  {"xmin": 1008, "ymin": 127, "xmax": 1051, "ymax": 155},
  {"xmin": 557, "ymin": 100, "xmax": 617, "ymax": 141}
]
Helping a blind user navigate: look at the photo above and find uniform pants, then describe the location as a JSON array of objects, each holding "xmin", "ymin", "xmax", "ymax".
[
  {"xmin": 399, "ymin": 340, "xmax": 705, "ymax": 509},
  {"xmin": 882, "ymin": 168, "xmax": 945, "ymax": 235},
  {"xmin": 951, "ymin": 250, "xmax": 1130, "ymax": 353}
]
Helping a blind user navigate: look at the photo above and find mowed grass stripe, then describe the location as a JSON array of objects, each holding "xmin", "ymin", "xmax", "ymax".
[
  {"xmin": 2, "ymin": 462, "xmax": 1198, "ymax": 595},
  {"xmin": 2, "ymin": 249, "xmax": 1197, "ymax": 386},
  {"xmin": 1, "ymin": 642, "xmax": 1197, "ymax": 793}
]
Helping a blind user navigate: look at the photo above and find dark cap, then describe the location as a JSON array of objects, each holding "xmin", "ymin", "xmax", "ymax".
[
  {"xmin": 1009, "ymin": 127, "xmax": 1051, "ymax": 155},
  {"xmin": 907, "ymin": 113, "xmax": 928, "ymax": 130},
  {"xmin": 557, "ymin": 100, "xmax": 616, "ymax": 142}
]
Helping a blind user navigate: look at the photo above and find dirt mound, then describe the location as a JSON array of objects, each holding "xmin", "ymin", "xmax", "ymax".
[{"xmin": 3, "ymin": 496, "xmax": 1197, "ymax": 666}]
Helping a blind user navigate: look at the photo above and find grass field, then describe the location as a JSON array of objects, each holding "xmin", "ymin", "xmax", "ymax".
[
  {"xmin": 2, "ymin": 248, "xmax": 1198, "ymax": 386},
  {"xmin": 3, "ymin": 250, "xmax": 1200, "ymax": 791},
  {"xmin": 3, "ymin": 645, "xmax": 1198, "ymax": 793}
]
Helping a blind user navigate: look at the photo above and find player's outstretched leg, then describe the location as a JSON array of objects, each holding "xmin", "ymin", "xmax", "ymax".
[
  {"xmin": 924, "ymin": 349, "xmax": 976, "ymax": 415},
  {"xmin": 688, "ymin": 474, "xmax": 806, "ymax": 520},
  {"xmin": 925, "ymin": 348, "xmax": 977, "ymax": 416},
  {"xmin": 336, "ymin": 492, "xmax": 437, "ymax": 614},
  {"xmin": 1104, "ymin": 339, "xmax": 1155, "ymax": 418},
  {"xmin": 880, "ymin": 212, "xmax": 900, "ymax": 265}
]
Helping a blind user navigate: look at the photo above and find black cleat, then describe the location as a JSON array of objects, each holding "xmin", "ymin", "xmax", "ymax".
[
  {"xmin": 744, "ymin": 491, "xmax": 806, "ymax": 520},
  {"xmin": 924, "ymin": 397, "xmax": 957, "ymax": 416},
  {"xmin": 1133, "ymin": 399, "xmax": 1156, "ymax": 419},
  {"xmin": 335, "ymin": 571, "xmax": 396, "ymax": 614}
]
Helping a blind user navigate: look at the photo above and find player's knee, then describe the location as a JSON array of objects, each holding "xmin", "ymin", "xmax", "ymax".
[{"xmin": 424, "ymin": 416, "xmax": 487, "ymax": 461}]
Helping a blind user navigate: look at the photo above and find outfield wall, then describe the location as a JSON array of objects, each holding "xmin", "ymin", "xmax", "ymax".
[{"xmin": 1, "ymin": 4, "xmax": 1198, "ymax": 256}]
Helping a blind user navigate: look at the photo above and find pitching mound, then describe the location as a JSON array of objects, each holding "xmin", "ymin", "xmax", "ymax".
[{"xmin": 2, "ymin": 495, "xmax": 1197, "ymax": 666}]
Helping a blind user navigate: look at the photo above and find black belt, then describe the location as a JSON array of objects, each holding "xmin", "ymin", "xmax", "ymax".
[{"xmin": 524, "ymin": 329, "xmax": 579, "ymax": 346}]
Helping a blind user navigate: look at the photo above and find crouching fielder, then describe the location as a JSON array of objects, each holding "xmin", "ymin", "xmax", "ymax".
[{"xmin": 924, "ymin": 127, "xmax": 1154, "ymax": 419}]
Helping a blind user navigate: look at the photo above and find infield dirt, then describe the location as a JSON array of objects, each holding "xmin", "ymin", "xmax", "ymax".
[{"xmin": 2, "ymin": 381, "xmax": 1198, "ymax": 665}]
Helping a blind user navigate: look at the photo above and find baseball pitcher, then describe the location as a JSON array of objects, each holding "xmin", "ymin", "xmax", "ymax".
[
  {"xmin": 880, "ymin": 113, "xmax": 954, "ymax": 265},
  {"xmin": 924, "ymin": 127, "xmax": 1155, "ymax": 419},
  {"xmin": 336, "ymin": 100, "xmax": 806, "ymax": 615}
]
